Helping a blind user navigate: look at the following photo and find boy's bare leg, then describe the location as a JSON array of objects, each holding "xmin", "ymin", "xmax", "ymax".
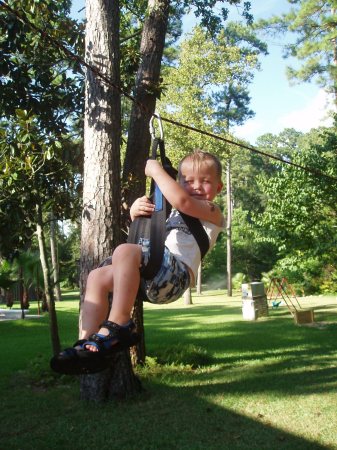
[
  {"xmin": 106, "ymin": 243, "xmax": 142, "ymax": 325},
  {"xmin": 79, "ymin": 243, "xmax": 142, "ymax": 350},
  {"xmin": 79, "ymin": 265, "xmax": 114, "ymax": 339}
]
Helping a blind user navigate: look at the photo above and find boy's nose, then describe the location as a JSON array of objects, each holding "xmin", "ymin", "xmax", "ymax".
[{"xmin": 193, "ymin": 180, "xmax": 202, "ymax": 191}]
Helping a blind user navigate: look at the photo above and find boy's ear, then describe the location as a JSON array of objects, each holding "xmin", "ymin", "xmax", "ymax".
[{"xmin": 216, "ymin": 182, "xmax": 223, "ymax": 194}]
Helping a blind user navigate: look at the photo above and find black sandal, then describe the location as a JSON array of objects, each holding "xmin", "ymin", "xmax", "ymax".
[
  {"xmin": 50, "ymin": 320, "xmax": 139, "ymax": 375},
  {"xmin": 84, "ymin": 320, "xmax": 140, "ymax": 354},
  {"xmin": 50, "ymin": 338, "xmax": 110, "ymax": 375}
]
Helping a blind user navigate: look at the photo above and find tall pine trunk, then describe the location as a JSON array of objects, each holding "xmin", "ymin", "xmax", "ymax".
[
  {"xmin": 79, "ymin": 0, "xmax": 141, "ymax": 401},
  {"xmin": 80, "ymin": 0, "xmax": 122, "ymax": 289},
  {"xmin": 123, "ymin": 0, "xmax": 170, "ymax": 366}
]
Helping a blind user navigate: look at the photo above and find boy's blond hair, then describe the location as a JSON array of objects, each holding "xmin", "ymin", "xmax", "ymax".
[{"xmin": 178, "ymin": 149, "xmax": 222, "ymax": 181}]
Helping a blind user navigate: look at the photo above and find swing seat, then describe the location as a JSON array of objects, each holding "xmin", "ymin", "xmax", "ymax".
[
  {"xmin": 272, "ymin": 300, "xmax": 281, "ymax": 308},
  {"xmin": 294, "ymin": 308, "xmax": 314, "ymax": 325}
]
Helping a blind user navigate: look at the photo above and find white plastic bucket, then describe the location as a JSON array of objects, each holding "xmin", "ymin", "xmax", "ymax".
[{"xmin": 242, "ymin": 300, "xmax": 257, "ymax": 321}]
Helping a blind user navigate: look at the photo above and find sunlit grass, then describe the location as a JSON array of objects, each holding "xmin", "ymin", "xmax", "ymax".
[{"xmin": 1, "ymin": 289, "xmax": 337, "ymax": 449}]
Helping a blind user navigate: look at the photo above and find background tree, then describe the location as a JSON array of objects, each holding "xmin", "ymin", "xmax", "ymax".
[
  {"xmin": 254, "ymin": 123, "xmax": 337, "ymax": 293},
  {"xmin": 0, "ymin": 109, "xmax": 82, "ymax": 354},
  {"xmin": 0, "ymin": 0, "xmax": 83, "ymax": 257},
  {"xmin": 256, "ymin": 0, "xmax": 337, "ymax": 105},
  {"xmin": 213, "ymin": 22, "xmax": 267, "ymax": 295},
  {"xmin": 202, "ymin": 146, "xmax": 279, "ymax": 283},
  {"xmin": 0, "ymin": 0, "xmax": 83, "ymax": 354},
  {"xmin": 157, "ymin": 22, "xmax": 267, "ymax": 292}
]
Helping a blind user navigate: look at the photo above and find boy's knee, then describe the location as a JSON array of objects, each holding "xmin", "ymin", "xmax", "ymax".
[
  {"xmin": 112, "ymin": 243, "xmax": 141, "ymax": 263},
  {"xmin": 87, "ymin": 267, "xmax": 101, "ymax": 283}
]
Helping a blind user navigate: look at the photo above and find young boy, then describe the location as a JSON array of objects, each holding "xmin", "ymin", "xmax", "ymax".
[{"xmin": 51, "ymin": 150, "xmax": 224, "ymax": 374}]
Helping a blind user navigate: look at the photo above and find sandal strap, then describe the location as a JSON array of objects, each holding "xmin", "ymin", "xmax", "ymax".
[
  {"xmin": 85, "ymin": 320, "xmax": 137, "ymax": 352},
  {"xmin": 101, "ymin": 320, "xmax": 135, "ymax": 334},
  {"xmin": 58, "ymin": 339, "xmax": 87, "ymax": 358},
  {"xmin": 73, "ymin": 339, "xmax": 87, "ymax": 347},
  {"xmin": 85, "ymin": 332, "xmax": 114, "ymax": 352}
]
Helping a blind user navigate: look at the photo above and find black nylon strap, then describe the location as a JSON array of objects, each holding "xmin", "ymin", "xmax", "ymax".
[
  {"xmin": 128, "ymin": 138, "xmax": 175, "ymax": 280},
  {"xmin": 128, "ymin": 138, "xmax": 210, "ymax": 280},
  {"xmin": 179, "ymin": 212, "xmax": 210, "ymax": 260},
  {"xmin": 145, "ymin": 139, "xmax": 177, "ymax": 278}
]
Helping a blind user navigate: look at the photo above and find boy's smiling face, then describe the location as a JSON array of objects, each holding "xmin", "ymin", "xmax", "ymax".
[{"xmin": 179, "ymin": 159, "xmax": 223, "ymax": 202}]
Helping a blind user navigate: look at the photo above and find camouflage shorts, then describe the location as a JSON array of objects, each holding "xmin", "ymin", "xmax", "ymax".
[{"xmin": 139, "ymin": 239, "xmax": 190, "ymax": 304}]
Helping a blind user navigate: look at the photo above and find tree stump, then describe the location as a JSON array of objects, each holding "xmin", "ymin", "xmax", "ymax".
[
  {"xmin": 79, "ymin": 258, "xmax": 144, "ymax": 402},
  {"xmin": 79, "ymin": 349, "xmax": 142, "ymax": 402}
]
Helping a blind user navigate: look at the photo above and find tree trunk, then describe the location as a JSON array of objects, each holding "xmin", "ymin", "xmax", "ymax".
[
  {"xmin": 226, "ymin": 160, "xmax": 233, "ymax": 297},
  {"xmin": 123, "ymin": 0, "xmax": 170, "ymax": 367},
  {"xmin": 184, "ymin": 288, "xmax": 192, "ymax": 305},
  {"xmin": 80, "ymin": 0, "xmax": 140, "ymax": 401},
  {"xmin": 36, "ymin": 203, "xmax": 60, "ymax": 356},
  {"xmin": 6, "ymin": 290, "xmax": 13, "ymax": 308},
  {"xmin": 131, "ymin": 295, "xmax": 146, "ymax": 366},
  {"xmin": 80, "ymin": 352, "xmax": 142, "ymax": 402},
  {"xmin": 50, "ymin": 213, "xmax": 62, "ymax": 302},
  {"xmin": 18, "ymin": 267, "xmax": 25, "ymax": 318},
  {"xmin": 122, "ymin": 0, "xmax": 170, "ymax": 207},
  {"xmin": 331, "ymin": 7, "xmax": 337, "ymax": 107},
  {"xmin": 80, "ymin": 0, "xmax": 122, "ymax": 293},
  {"xmin": 196, "ymin": 264, "xmax": 202, "ymax": 295}
]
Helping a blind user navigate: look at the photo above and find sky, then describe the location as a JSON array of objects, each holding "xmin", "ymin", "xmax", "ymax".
[
  {"xmin": 71, "ymin": 0, "xmax": 334, "ymax": 145},
  {"xmin": 230, "ymin": 0, "xmax": 334, "ymax": 144}
]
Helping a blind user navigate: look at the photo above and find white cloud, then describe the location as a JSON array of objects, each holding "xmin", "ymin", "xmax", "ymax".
[
  {"xmin": 233, "ymin": 89, "xmax": 335, "ymax": 144},
  {"xmin": 278, "ymin": 89, "xmax": 334, "ymax": 132},
  {"xmin": 232, "ymin": 119, "xmax": 265, "ymax": 144}
]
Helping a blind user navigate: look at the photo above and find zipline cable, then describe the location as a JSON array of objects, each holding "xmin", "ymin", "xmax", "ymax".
[{"xmin": 1, "ymin": 0, "xmax": 337, "ymax": 183}]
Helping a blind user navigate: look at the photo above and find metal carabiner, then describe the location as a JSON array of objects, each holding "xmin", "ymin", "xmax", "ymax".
[{"xmin": 149, "ymin": 112, "xmax": 164, "ymax": 141}]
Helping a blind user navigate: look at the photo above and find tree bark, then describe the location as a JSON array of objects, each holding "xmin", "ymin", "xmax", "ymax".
[
  {"xmin": 123, "ymin": 0, "xmax": 170, "ymax": 367},
  {"xmin": 80, "ymin": 351, "xmax": 142, "ymax": 402},
  {"xmin": 80, "ymin": 0, "xmax": 140, "ymax": 401},
  {"xmin": 196, "ymin": 264, "xmax": 202, "ymax": 295},
  {"xmin": 18, "ymin": 266, "xmax": 25, "ymax": 318},
  {"xmin": 80, "ymin": 0, "xmax": 122, "ymax": 294},
  {"xmin": 131, "ymin": 295, "xmax": 146, "ymax": 366},
  {"xmin": 122, "ymin": 0, "xmax": 170, "ymax": 207}
]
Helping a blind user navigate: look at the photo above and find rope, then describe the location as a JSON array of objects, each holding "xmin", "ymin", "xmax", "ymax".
[{"xmin": 1, "ymin": 0, "xmax": 337, "ymax": 183}]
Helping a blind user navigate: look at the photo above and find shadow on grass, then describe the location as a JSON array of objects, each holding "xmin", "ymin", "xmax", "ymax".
[
  {"xmin": 0, "ymin": 298, "xmax": 336, "ymax": 449},
  {"xmin": 0, "ymin": 369, "xmax": 330, "ymax": 450},
  {"xmin": 144, "ymin": 303, "xmax": 337, "ymax": 398},
  {"xmin": 126, "ymin": 382, "xmax": 331, "ymax": 450}
]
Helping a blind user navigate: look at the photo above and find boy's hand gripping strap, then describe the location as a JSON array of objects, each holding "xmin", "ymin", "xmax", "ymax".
[{"xmin": 127, "ymin": 137, "xmax": 177, "ymax": 280}]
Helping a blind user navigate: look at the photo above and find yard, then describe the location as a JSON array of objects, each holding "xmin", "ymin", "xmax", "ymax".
[{"xmin": 1, "ymin": 290, "xmax": 337, "ymax": 449}]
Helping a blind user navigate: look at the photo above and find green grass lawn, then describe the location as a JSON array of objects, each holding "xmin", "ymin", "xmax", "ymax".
[{"xmin": 1, "ymin": 290, "xmax": 337, "ymax": 449}]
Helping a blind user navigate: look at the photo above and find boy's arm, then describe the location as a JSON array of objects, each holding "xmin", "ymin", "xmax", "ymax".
[{"xmin": 145, "ymin": 160, "xmax": 223, "ymax": 226}]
